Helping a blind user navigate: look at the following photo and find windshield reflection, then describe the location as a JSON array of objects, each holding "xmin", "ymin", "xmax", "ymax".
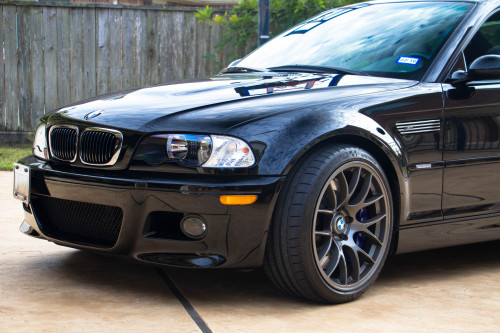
[{"xmin": 237, "ymin": 2, "xmax": 472, "ymax": 80}]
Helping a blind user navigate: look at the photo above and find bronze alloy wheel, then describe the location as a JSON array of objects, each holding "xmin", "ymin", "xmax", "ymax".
[
  {"xmin": 264, "ymin": 144, "xmax": 393, "ymax": 303},
  {"xmin": 312, "ymin": 161, "xmax": 391, "ymax": 291}
]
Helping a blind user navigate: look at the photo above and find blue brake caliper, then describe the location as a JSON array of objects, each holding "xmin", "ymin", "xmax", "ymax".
[{"xmin": 355, "ymin": 208, "xmax": 368, "ymax": 247}]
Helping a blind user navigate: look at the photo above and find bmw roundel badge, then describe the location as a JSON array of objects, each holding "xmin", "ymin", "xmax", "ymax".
[{"xmin": 84, "ymin": 110, "xmax": 103, "ymax": 120}]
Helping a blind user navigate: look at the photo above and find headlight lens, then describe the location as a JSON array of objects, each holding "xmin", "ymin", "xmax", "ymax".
[
  {"xmin": 134, "ymin": 134, "xmax": 255, "ymax": 168},
  {"xmin": 33, "ymin": 123, "xmax": 48, "ymax": 160},
  {"xmin": 163, "ymin": 134, "xmax": 212, "ymax": 167},
  {"xmin": 202, "ymin": 135, "xmax": 255, "ymax": 168}
]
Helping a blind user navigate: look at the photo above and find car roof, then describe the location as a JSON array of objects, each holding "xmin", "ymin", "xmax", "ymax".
[{"xmin": 367, "ymin": 0, "xmax": 492, "ymax": 4}]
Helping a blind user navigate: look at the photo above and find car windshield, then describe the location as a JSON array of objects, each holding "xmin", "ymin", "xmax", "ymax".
[{"xmin": 236, "ymin": 2, "xmax": 473, "ymax": 80}]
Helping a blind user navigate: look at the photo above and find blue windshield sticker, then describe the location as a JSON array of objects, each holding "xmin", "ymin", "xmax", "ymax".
[{"xmin": 397, "ymin": 56, "xmax": 421, "ymax": 66}]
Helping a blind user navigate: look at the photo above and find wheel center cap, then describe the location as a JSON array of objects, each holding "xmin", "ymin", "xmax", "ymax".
[{"xmin": 334, "ymin": 216, "xmax": 346, "ymax": 234}]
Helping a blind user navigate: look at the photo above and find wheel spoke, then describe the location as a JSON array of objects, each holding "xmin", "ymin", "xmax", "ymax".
[
  {"xmin": 315, "ymin": 230, "xmax": 332, "ymax": 237},
  {"xmin": 317, "ymin": 237, "xmax": 333, "ymax": 262},
  {"xmin": 344, "ymin": 246, "xmax": 361, "ymax": 282},
  {"xmin": 361, "ymin": 213, "xmax": 386, "ymax": 228},
  {"xmin": 339, "ymin": 254, "xmax": 348, "ymax": 285},
  {"xmin": 363, "ymin": 229, "xmax": 383, "ymax": 247},
  {"xmin": 317, "ymin": 209, "xmax": 335, "ymax": 215},
  {"xmin": 327, "ymin": 180, "xmax": 337, "ymax": 210},
  {"xmin": 335, "ymin": 172, "xmax": 349, "ymax": 210},
  {"xmin": 348, "ymin": 219, "xmax": 363, "ymax": 232},
  {"xmin": 348, "ymin": 174, "xmax": 372, "ymax": 207},
  {"xmin": 363, "ymin": 193, "xmax": 384, "ymax": 207},
  {"xmin": 356, "ymin": 245, "xmax": 375, "ymax": 265},
  {"xmin": 347, "ymin": 167, "xmax": 361, "ymax": 198},
  {"xmin": 351, "ymin": 213, "xmax": 386, "ymax": 233},
  {"xmin": 324, "ymin": 244, "xmax": 341, "ymax": 277}
]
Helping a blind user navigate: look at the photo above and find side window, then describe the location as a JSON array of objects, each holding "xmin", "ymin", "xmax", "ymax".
[{"xmin": 464, "ymin": 11, "xmax": 500, "ymax": 66}]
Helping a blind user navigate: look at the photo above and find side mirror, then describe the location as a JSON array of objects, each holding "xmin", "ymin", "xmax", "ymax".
[
  {"xmin": 469, "ymin": 54, "xmax": 500, "ymax": 80},
  {"xmin": 449, "ymin": 69, "xmax": 468, "ymax": 86}
]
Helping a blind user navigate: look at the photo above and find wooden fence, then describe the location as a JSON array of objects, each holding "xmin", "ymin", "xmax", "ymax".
[{"xmin": 0, "ymin": 2, "xmax": 242, "ymax": 142}]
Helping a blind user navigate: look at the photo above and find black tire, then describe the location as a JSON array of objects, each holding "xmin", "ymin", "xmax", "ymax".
[{"xmin": 264, "ymin": 144, "xmax": 393, "ymax": 303}]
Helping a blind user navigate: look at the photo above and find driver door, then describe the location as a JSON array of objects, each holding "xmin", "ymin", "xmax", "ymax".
[{"xmin": 443, "ymin": 11, "xmax": 500, "ymax": 224}]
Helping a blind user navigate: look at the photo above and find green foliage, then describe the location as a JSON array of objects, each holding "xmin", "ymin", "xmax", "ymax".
[
  {"xmin": 0, "ymin": 146, "xmax": 32, "ymax": 171},
  {"xmin": 271, "ymin": 0, "xmax": 357, "ymax": 35},
  {"xmin": 226, "ymin": 0, "xmax": 259, "ymax": 50},
  {"xmin": 194, "ymin": 6, "xmax": 214, "ymax": 23},
  {"xmin": 195, "ymin": 0, "xmax": 364, "ymax": 66}
]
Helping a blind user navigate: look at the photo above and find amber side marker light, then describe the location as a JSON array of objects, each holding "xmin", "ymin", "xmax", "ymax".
[{"xmin": 220, "ymin": 195, "xmax": 258, "ymax": 205}]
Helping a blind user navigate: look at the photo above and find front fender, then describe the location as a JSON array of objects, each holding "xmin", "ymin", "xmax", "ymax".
[
  {"xmin": 227, "ymin": 106, "xmax": 406, "ymax": 178},
  {"xmin": 227, "ymin": 107, "xmax": 410, "ymax": 249}
]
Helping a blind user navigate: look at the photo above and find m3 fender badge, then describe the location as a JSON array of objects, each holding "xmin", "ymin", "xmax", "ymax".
[{"xmin": 84, "ymin": 110, "xmax": 103, "ymax": 120}]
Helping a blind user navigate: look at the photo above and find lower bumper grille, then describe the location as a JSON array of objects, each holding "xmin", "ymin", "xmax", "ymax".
[{"xmin": 31, "ymin": 196, "xmax": 123, "ymax": 248}]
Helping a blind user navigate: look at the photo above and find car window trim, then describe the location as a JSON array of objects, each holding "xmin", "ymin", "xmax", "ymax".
[
  {"xmin": 423, "ymin": 1, "xmax": 478, "ymax": 83},
  {"xmin": 436, "ymin": 4, "xmax": 500, "ymax": 83}
]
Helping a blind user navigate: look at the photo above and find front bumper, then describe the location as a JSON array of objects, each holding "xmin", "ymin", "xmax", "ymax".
[{"xmin": 17, "ymin": 156, "xmax": 284, "ymax": 269}]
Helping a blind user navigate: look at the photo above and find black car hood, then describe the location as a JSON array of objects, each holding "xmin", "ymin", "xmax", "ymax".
[{"xmin": 53, "ymin": 73, "xmax": 417, "ymax": 133}]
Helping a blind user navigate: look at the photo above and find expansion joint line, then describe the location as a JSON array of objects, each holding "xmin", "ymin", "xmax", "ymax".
[{"xmin": 156, "ymin": 268, "xmax": 213, "ymax": 333}]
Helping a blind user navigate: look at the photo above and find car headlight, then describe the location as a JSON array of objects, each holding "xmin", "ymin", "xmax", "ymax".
[
  {"xmin": 134, "ymin": 134, "xmax": 255, "ymax": 168},
  {"xmin": 33, "ymin": 123, "xmax": 48, "ymax": 160},
  {"xmin": 202, "ymin": 135, "xmax": 255, "ymax": 168},
  {"xmin": 164, "ymin": 134, "xmax": 212, "ymax": 166}
]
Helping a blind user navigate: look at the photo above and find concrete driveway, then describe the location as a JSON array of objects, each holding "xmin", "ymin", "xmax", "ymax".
[{"xmin": 1, "ymin": 171, "xmax": 499, "ymax": 332}]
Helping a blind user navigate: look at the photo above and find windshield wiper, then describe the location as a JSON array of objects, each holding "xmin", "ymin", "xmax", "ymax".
[
  {"xmin": 268, "ymin": 65, "xmax": 368, "ymax": 76},
  {"xmin": 220, "ymin": 66, "xmax": 268, "ymax": 74}
]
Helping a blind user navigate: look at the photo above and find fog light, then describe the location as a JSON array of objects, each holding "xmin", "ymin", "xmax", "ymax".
[
  {"xmin": 20, "ymin": 221, "xmax": 32, "ymax": 234},
  {"xmin": 19, "ymin": 221, "xmax": 39, "ymax": 237},
  {"xmin": 180, "ymin": 215, "xmax": 207, "ymax": 239}
]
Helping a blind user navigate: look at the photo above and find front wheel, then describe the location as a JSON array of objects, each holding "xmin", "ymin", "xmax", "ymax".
[{"xmin": 264, "ymin": 145, "xmax": 393, "ymax": 303}]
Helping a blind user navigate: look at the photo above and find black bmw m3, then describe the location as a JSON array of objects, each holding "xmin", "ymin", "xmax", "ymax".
[{"xmin": 13, "ymin": 0, "xmax": 500, "ymax": 303}]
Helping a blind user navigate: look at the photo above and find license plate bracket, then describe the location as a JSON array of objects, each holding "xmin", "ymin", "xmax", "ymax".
[{"xmin": 13, "ymin": 163, "xmax": 31, "ymax": 204}]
